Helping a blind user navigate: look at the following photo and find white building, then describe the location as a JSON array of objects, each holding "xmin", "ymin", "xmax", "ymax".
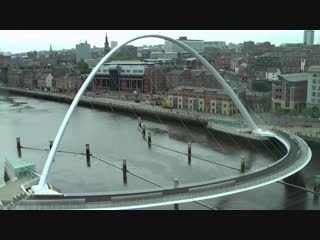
[
  {"xmin": 304, "ymin": 30, "xmax": 314, "ymax": 46},
  {"xmin": 265, "ymin": 68, "xmax": 281, "ymax": 81},
  {"xmin": 76, "ymin": 41, "xmax": 91, "ymax": 63},
  {"xmin": 165, "ymin": 37, "xmax": 204, "ymax": 54},
  {"xmin": 307, "ymin": 65, "xmax": 320, "ymax": 108}
]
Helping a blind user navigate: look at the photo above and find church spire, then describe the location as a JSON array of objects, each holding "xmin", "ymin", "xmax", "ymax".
[{"xmin": 104, "ymin": 33, "xmax": 110, "ymax": 55}]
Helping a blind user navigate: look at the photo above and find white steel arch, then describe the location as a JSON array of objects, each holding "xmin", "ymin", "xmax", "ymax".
[{"xmin": 32, "ymin": 34, "xmax": 258, "ymax": 194}]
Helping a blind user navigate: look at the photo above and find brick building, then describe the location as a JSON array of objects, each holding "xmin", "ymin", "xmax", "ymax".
[{"xmin": 168, "ymin": 86, "xmax": 240, "ymax": 116}]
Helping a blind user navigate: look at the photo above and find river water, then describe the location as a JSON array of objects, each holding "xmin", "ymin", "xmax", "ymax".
[{"xmin": 0, "ymin": 92, "xmax": 319, "ymax": 210}]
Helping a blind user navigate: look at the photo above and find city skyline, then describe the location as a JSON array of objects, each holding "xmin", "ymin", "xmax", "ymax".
[{"xmin": 0, "ymin": 30, "xmax": 319, "ymax": 54}]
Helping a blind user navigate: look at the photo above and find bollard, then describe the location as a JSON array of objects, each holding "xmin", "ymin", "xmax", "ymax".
[
  {"xmin": 148, "ymin": 132, "xmax": 152, "ymax": 148},
  {"xmin": 138, "ymin": 117, "xmax": 142, "ymax": 128},
  {"xmin": 142, "ymin": 125, "xmax": 146, "ymax": 139},
  {"xmin": 188, "ymin": 142, "xmax": 192, "ymax": 165},
  {"xmin": 122, "ymin": 158, "xmax": 127, "ymax": 185},
  {"xmin": 16, "ymin": 137, "xmax": 22, "ymax": 158},
  {"xmin": 86, "ymin": 144, "xmax": 91, "ymax": 167},
  {"xmin": 173, "ymin": 178, "xmax": 179, "ymax": 210},
  {"xmin": 49, "ymin": 140, "xmax": 54, "ymax": 162},
  {"xmin": 241, "ymin": 155, "xmax": 246, "ymax": 173}
]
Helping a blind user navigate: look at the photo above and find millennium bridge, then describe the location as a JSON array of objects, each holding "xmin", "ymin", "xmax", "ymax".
[{"xmin": 0, "ymin": 35, "xmax": 312, "ymax": 210}]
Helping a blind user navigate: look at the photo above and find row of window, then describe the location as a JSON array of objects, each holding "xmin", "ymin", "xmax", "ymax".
[
  {"xmin": 312, "ymin": 86, "xmax": 320, "ymax": 91},
  {"xmin": 311, "ymin": 98, "xmax": 320, "ymax": 103},
  {"xmin": 312, "ymin": 79, "xmax": 320, "ymax": 84},
  {"xmin": 97, "ymin": 69, "xmax": 144, "ymax": 73},
  {"xmin": 312, "ymin": 92, "xmax": 320, "ymax": 97},
  {"xmin": 120, "ymin": 69, "xmax": 144, "ymax": 73}
]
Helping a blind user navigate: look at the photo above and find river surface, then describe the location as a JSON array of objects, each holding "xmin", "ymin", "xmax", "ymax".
[{"xmin": 0, "ymin": 92, "xmax": 319, "ymax": 210}]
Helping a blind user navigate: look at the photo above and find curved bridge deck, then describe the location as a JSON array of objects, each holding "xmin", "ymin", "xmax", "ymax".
[{"xmin": 11, "ymin": 130, "xmax": 311, "ymax": 210}]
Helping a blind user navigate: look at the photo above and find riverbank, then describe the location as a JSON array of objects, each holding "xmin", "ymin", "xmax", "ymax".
[
  {"xmin": 2, "ymin": 86, "xmax": 319, "ymax": 142},
  {"xmin": 1, "ymin": 86, "xmax": 263, "ymax": 140}
]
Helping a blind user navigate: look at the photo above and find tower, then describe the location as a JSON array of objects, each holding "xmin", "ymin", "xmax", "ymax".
[
  {"xmin": 49, "ymin": 44, "xmax": 53, "ymax": 58},
  {"xmin": 304, "ymin": 30, "xmax": 314, "ymax": 46},
  {"xmin": 104, "ymin": 33, "xmax": 110, "ymax": 55}
]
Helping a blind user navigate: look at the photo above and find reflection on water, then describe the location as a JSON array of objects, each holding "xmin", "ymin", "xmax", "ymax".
[{"xmin": 0, "ymin": 92, "xmax": 319, "ymax": 209}]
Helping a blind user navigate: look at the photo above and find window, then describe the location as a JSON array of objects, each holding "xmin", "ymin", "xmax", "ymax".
[
  {"xmin": 313, "ymin": 86, "xmax": 316, "ymax": 90},
  {"xmin": 313, "ymin": 74, "xmax": 317, "ymax": 78},
  {"xmin": 138, "ymin": 70, "xmax": 143, "ymax": 73},
  {"xmin": 179, "ymin": 99, "xmax": 181, "ymax": 102},
  {"xmin": 126, "ymin": 70, "xmax": 130, "ymax": 73},
  {"xmin": 212, "ymin": 102, "xmax": 215, "ymax": 106},
  {"xmin": 103, "ymin": 70, "xmax": 107, "ymax": 72},
  {"xmin": 224, "ymin": 104, "xmax": 227, "ymax": 108},
  {"xmin": 179, "ymin": 104, "xmax": 181, "ymax": 108},
  {"xmin": 121, "ymin": 70, "xmax": 125, "ymax": 73},
  {"xmin": 313, "ymin": 92, "xmax": 316, "ymax": 97},
  {"xmin": 313, "ymin": 79, "xmax": 316, "ymax": 84},
  {"xmin": 190, "ymin": 100, "xmax": 192, "ymax": 103},
  {"xmin": 133, "ymin": 70, "xmax": 137, "ymax": 73}
]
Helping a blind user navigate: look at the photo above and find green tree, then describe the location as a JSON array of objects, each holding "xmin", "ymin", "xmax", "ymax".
[
  {"xmin": 252, "ymin": 80, "xmax": 272, "ymax": 92},
  {"xmin": 110, "ymin": 52, "xmax": 129, "ymax": 61},
  {"xmin": 78, "ymin": 59, "xmax": 90, "ymax": 74}
]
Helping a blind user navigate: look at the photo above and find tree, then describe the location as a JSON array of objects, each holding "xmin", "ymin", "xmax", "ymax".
[
  {"xmin": 78, "ymin": 59, "xmax": 90, "ymax": 74},
  {"xmin": 252, "ymin": 80, "xmax": 271, "ymax": 92}
]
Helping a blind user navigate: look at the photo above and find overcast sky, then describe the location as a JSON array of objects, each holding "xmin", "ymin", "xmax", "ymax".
[{"xmin": 0, "ymin": 30, "xmax": 319, "ymax": 54}]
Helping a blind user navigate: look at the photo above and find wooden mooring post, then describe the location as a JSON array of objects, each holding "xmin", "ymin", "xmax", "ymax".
[
  {"xmin": 16, "ymin": 137, "xmax": 22, "ymax": 158},
  {"xmin": 122, "ymin": 158, "xmax": 128, "ymax": 185},
  {"xmin": 142, "ymin": 125, "xmax": 146, "ymax": 139},
  {"xmin": 86, "ymin": 144, "xmax": 91, "ymax": 167},
  {"xmin": 188, "ymin": 142, "xmax": 192, "ymax": 165},
  {"xmin": 138, "ymin": 117, "xmax": 142, "ymax": 128},
  {"xmin": 148, "ymin": 132, "xmax": 152, "ymax": 148},
  {"xmin": 241, "ymin": 155, "xmax": 246, "ymax": 173},
  {"xmin": 173, "ymin": 178, "xmax": 179, "ymax": 210}
]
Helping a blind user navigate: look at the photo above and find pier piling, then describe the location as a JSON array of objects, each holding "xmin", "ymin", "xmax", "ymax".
[
  {"xmin": 148, "ymin": 132, "xmax": 152, "ymax": 148},
  {"xmin": 142, "ymin": 125, "xmax": 146, "ymax": 139},
  {"xmin": 86, "ymin": 144, "xmax": 91, "ymax": 167},
  {"xmin": 241, "ymin": 155, "xmax": 246, "ymax": 173},
  {"xmin": 188, "ymin": 142, "xmax": 192, "ymax": 165},
  {"xmin": 173, "ymin": 178, "xmax": 179, "ymax": 210},
  {"xmin": 122, "ymin": 158, "xmax": 128, "ymax": 185},
  {"xmin": 16, "ymin": 137, "xmax": 22, "ymax": 158}
]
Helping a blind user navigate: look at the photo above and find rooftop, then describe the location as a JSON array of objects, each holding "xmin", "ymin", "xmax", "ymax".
[
  {"xmin": 308, "ymin": 65, "xmax": 320, "ymax": 72},
  {"xmin": 278, "ymin": 73, "xmax": 308, "ymax": 82},
  {"xmin": 172, "ymin": 86, "xmax": 225, "ymax": 94},
  {"xmin": 106, "ymin": 61, "xmax": 154, "ymax": 65}
]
